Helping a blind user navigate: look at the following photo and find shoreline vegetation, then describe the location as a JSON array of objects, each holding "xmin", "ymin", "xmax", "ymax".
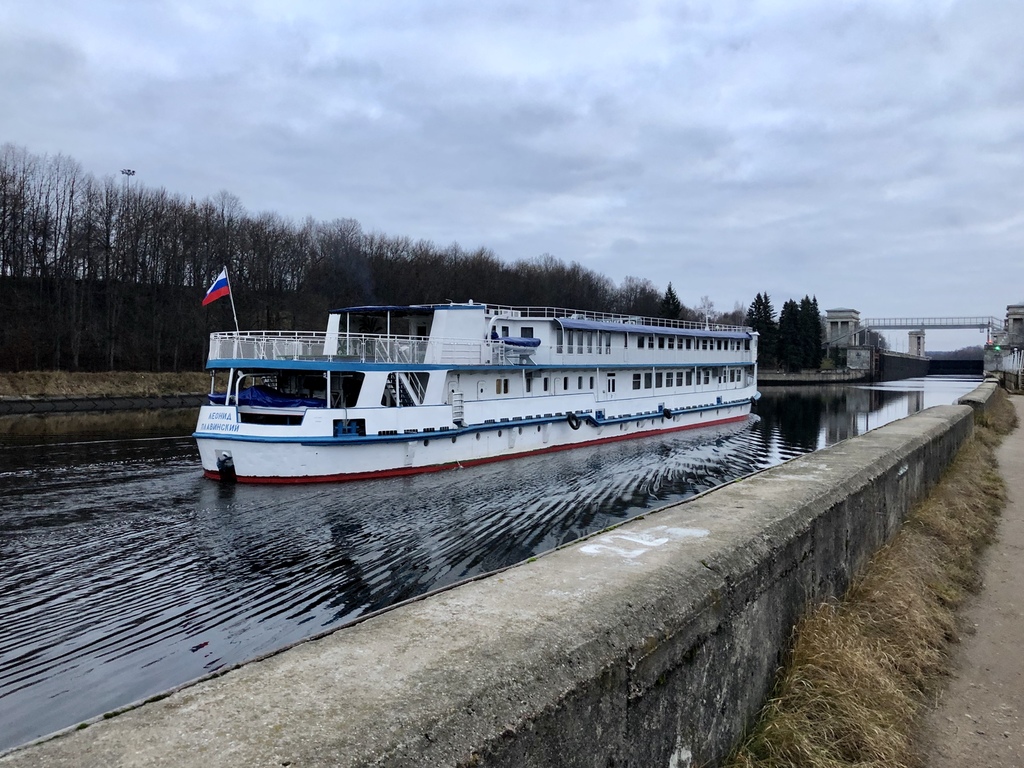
[
  {"xmin": 0, "ymin": 371, "xmax": 210, "ymax": 399},
  {"xmin": 726, "ymin": 388, "xmax": 1018, "ymax": 768}
]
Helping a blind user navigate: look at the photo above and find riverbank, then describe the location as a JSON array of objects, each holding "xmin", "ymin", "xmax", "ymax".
[
  {"xmin": 0, "ymin": 371, "xmax": 209, "ymax": 399},
  {"xmin": 918, "ymin": 393, "xmax": 1024, "ymax": 766},
  {"xmin": 0, "ymin": 372, "xmax": 212, "ymax": 415},
  {"xmin": 727, "ymin": 389, "xmax": 1018, "ymax": 768}
]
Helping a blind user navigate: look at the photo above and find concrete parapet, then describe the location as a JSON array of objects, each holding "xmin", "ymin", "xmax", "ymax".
[
  {"xmin": 957, "ymin": 378, "xmax": 1000, "ymax": 417},
  {"xmin": 1, "ymin": 405, "xmax": 979, "ymax": 768}
]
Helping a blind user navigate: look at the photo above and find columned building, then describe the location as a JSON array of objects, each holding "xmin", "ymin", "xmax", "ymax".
[
  {"xmin": 908, "ymin": 330, "xmax": 925, "ymax": 357},
  {"xmin": 1006, "ymin": 303, "xmax": 1024, "ymax": 347},
  {"xmin": 825, "ymin": 308, "xmax": 861, "ymax": 347}
]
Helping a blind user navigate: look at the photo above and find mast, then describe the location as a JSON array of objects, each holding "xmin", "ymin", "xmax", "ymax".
[{"xmin": 224, "ymin": 265, "xmax": 241, "ymax": 334}]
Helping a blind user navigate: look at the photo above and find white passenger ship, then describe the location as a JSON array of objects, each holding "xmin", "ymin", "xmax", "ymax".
[{"xmin": 194, "ymin": 302, "xmax": 759, "ymax": 483}]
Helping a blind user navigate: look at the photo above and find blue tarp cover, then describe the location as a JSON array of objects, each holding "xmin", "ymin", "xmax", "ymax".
[
  {"xmin": 208, "ymin": 385, "xmax": 325, "ymax": 408},
  {"xmin": 498, "ymin": 336, "xmax": 541, "ymax": 347}
]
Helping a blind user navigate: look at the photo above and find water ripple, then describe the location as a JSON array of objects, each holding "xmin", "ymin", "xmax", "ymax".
[{"xmin": 0, "ymin": 377, "xmax": 982, "ymax": 751}]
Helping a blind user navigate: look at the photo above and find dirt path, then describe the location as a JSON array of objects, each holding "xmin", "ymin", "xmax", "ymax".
[{"xmin": 920, "ymin": 394, "xmax": 1024, "ymax": 765}]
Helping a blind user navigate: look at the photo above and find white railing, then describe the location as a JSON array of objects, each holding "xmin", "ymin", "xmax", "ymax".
[
  {"xmin": 337, "ymin": 336, "xmax": 431, "ymax": 364},
  {"xmin": 205, "ymin": 327, "xmax": 753, "ymax": 370},
  {"xmin": 998, "ymin": 349, "xmax": 1023, "ymax": 374},
  {"xmin": 483, "ymin": 304, "xmax": 748, "ymax": 332},
  {"xmin": 208, "ymin": 332, "xmax": 329, "ymax": 362},
  {"xmin": 209, "ymin": 331, "xmax": 434, "ymax": 364},
  {"xmin": 208, "ymin": 331, "xmax": 755, "ymax": 367},
  {"xmin": 208, "ymin": 331, "xmax": 495, "ymax": 365}
]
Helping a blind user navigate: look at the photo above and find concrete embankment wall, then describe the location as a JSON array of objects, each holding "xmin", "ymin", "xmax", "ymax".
[
  {"xmin": 879, "ymin": 351, "xmax": 930, "ymax": 381},
  {"xmin": 957, "ymin": 379, "xmax": 1000, "ymax": 414},
  {"xmin": 2, "ymin": 387, "xmax": 999, "ymax": 768},
  {"xmin": 757, "ymin": 369, "xmax": 869, "ymax": 385}
]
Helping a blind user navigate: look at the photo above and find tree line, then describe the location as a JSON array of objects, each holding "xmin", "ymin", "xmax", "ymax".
[
  {"xmin": 744, "ymin": 292, "xmax": 826, "ymax": 372},
  {"xmin": 1, "ymin": 142, "xmax": 827, "ymax": 373}
]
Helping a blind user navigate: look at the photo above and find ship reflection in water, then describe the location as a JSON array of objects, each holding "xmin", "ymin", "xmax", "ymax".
[{"xmin": 0, "ymin": 376, "xmax": 980, "ymax": 752}]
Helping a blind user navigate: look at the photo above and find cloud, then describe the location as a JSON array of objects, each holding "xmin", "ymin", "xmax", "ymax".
[{"xmin": 1, "ymin": 0, "xmax": 1022, "ymax": 347}]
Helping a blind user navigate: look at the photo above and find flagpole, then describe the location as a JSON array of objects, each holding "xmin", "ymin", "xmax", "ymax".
[{"xmin": 223, "ymin": 265, "xmax": 241, "ymax": 334}]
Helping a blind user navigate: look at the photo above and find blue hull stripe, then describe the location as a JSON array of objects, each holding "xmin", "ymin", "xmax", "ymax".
[{"xmin": 193, "ymin": 398, "xmax": 753, "ymax": 445}]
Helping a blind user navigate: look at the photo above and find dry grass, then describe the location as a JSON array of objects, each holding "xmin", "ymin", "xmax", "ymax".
[
  {"xmin": 728, "ymin": 388, "xmax": 1017, "ymax": 768},
  {"xmin": 0, "ymin": 371, "xmax": 211, "ymax": 398}
]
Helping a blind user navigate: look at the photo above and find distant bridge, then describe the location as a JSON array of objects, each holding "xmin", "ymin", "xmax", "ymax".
[
  {"xmin": 860, "ymin": 317, "xmax": 1004, "ymax": 332},
  {"xmin": 825, "ymin": 304, "xmax": 1023, "ymax": 374}
]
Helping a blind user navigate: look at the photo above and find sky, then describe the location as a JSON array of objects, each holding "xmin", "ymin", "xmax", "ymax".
[{"xmin": 2, "ymin": 0, "xmax": 1021, "ymax": 349}]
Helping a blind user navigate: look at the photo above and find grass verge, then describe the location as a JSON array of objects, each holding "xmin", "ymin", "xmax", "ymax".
[
  {"xmin": 727, "ymin": 389, "xmax": 1018, "ymax": 768},
  {"xmin": 0, "ymin": 371, "xmax": 210, "ymax": 399}
]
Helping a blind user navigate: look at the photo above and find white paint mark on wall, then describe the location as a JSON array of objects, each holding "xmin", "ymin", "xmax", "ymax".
[
  {"xmin": 668, "ymin": 744, "xmax": 692, "ymax": 767},
  {"xmin": 580, "ymin": 525, "xmax": 709, "ymax": 560}
]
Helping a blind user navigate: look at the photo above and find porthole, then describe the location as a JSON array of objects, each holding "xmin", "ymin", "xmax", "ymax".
[
  {"xmin": 423, "ymin": 440, "xmax": 429, "ymax": 447},
  {"xmin": 497, "ymin": 430, "xmax": 502, "ymax": 437},
  {"xmin": 476, "ymin": 433, "xmax": 481, "ymax": 440},
  {"xmin": 452, "ymin": 436, "xmax": 457, "ymax": 443},
  {"xmin": 518, "ymin": 427, "xmax": 523, "ymax": 435}
]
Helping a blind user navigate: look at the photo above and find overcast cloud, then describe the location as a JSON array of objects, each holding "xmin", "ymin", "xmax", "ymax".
[{"xmin": 2, "ymin": 0, "xmax": 1021, "ymax": 348}]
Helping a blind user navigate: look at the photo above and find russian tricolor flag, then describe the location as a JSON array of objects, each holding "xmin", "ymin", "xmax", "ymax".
[{"xmin": 202, "ymin": 268, "xmax": 230, "ymax": 306}]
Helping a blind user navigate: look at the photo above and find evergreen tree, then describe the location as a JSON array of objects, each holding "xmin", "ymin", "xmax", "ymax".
[
  {"xmin": 777, "ymin": 299, "xmax": 802, "ymax": 372},
  {"xmin": 660, "ymin": 282, "xmax": 682, "ymax": 319},
  {"xmin": 797, "ymin": 295, "xmax": 823, "ymax": 368},
  {"xmin": 745, "ymin": 292, "xmax": 778, "ymax": 367},
  {"xmin": 808, "ymin": 295, "xmax": 824, "ymax": 367}
]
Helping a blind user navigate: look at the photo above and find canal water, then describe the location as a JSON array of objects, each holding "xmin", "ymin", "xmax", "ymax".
[{"xmin": 0, "ymin": 376, "xmax": 980, "ymax": 752}]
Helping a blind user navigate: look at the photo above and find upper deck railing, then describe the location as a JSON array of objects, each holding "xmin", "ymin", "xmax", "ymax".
[
  {"xmin": 482, "ymin": 304, "xmax": 749, "ymax": 332},
  {"xmin": 208, "ymin": 330, "xmax": 755, "ymax": 369},
  {"xmin": 208, "ymin": 331, "xmax": 488, "ymax": 365},
  {"xmin": 210, "ymin": 332, "xmax": 329, "ymax": 362}
]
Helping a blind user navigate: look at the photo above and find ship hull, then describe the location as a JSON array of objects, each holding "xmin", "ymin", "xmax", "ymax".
[{"xmin": 197, "ymin": 402, "xmax": 752, "ymax": 483}]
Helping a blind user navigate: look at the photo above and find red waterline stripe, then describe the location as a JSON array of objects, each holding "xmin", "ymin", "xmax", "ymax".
[{"xmin": 204, "ymin": 413, "xmax": 749, "ymax": 485}]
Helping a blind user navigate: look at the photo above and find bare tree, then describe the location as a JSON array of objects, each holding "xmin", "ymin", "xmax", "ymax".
[
  {"xmin": 0, "ymin": 142, "xmax": 762, "ymax": 373},
  {"xmin": 698, "ymin": 295, "xmax": 715, "ymax": 327}
]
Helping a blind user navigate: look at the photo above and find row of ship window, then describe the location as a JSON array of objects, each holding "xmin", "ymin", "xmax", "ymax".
[
  {"xmin": 553, "ymin": 329, "xmax": 751, "ymax": 354},
  {"xmin": 631, "ymin": 368, "xmax": 742, "ymax": 390},
  {"xmin": 492, "ymin": 367, "xmax": 745, "ymax": 395}
]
